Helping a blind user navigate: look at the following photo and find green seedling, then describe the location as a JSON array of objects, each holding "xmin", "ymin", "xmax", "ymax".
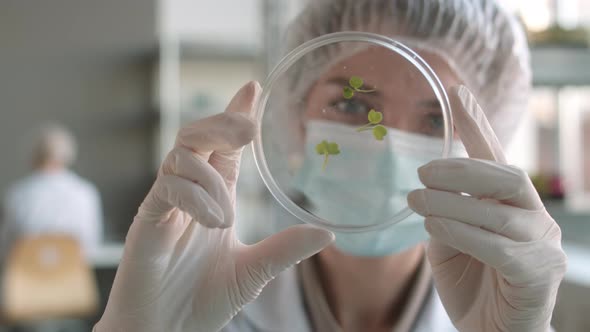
[
  {"xmin": 368, "ymin": 109, "xmax": 383, "ymax": 124},
  {"xmin": 357, "ymin": 109, "xmax": 388, "ymax": 141},
  {"xmin": 343, "ymin": 86, "xmax": 355, "ymax": 99},
  {"xmin": 343, "ymin": 75, "xmax": 376, "ymax": 99},
  {"xmin": 372, "ymin": 125, "xmax": 387, "ymax": 141},
  {"xmin": 316, "ymin": 140, "xmax": 340, "ymax": 170}
]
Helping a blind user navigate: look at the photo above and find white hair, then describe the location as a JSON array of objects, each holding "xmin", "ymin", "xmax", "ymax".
[{"xmin": 33, "ymin": 124, "xmax": 77, "ymax": 168}]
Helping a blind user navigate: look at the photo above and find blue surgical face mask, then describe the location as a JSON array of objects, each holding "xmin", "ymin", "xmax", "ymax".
[{"xmin": 291, "ymin": 120, "xmax": 467, "ymax": 257}]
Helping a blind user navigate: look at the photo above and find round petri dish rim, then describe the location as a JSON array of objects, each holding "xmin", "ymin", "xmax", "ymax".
[{"xmin": 252, "ymin": 31, "xmax": 453, "ymax": 233}]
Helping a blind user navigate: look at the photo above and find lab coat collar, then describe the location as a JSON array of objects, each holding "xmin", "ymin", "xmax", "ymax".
[
  {"xmin": 239, "ymin": 264, "xmax": 457, "ymax": 332},
  {"xmin": 240, "ymin": 265, "xmax": 313, "ymax": 332}
]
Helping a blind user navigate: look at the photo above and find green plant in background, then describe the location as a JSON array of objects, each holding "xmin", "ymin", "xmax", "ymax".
[
  {"xmin": 316, "ymin": 140, "xmax": 340, "ymax": 170},
  {"xmin": 343, "ymin": 76, "xmax": 376, "ymax": 99},
  {"xmin": 356, "ymin": 109, "xmax": 388, "ymax": 141},
  {"xmin": 527, "ymin": 25, "xmax": 590, "ymax": 48}
]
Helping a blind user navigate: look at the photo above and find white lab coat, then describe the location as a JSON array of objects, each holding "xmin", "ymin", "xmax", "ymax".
[
  {"xmin": 222, "ymin": 265, "xmax": 458, "ymax": 332},
  {"xmin": 1, "ymin": 170, "xmax": 103, "ymax": 260}
]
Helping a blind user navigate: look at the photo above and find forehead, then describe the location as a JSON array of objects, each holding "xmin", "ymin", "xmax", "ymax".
[{"xmin": 314, "ymin": 45, "xmax": 461, "ymax": 95}]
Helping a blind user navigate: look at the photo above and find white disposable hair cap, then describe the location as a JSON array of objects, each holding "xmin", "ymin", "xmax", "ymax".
[
  {"xmin": 33, "ymin": 124, "xmax": 77, "ymax": 168},
  {"xmin": 284, "ymin": 0, "xmax": 532, "ymax": 147}
]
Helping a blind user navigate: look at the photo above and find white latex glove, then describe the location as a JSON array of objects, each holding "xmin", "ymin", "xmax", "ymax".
[
  {"xmin": 94, "ymin": 82, "xmax": 334, "ymax": 332},
  {"xmin": 407, "ymin": 86, "xmax": 567, "ymax": 332}
]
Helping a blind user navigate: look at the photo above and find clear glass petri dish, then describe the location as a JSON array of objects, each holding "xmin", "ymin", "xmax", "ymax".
[{"xmin": 252, "ymin": 31, "xmax": 453, "ymax": 233}]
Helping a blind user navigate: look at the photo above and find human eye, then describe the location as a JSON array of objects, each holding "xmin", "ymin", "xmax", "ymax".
[
  {"xmin": 428, "ymin": 113, "xmax": 444, "ymax": 130},
  {"xmin": 330, "ymin": 98, "xmax": 371, "ymax": 116},
  {"xmin": 422, "ymin": 112, "xmax": 445, "ymax": 137}
]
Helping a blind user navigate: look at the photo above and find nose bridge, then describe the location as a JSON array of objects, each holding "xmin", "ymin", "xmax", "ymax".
[{"xmin": 380, "ymin": 96, "xmax": 415, "ymax": 131}]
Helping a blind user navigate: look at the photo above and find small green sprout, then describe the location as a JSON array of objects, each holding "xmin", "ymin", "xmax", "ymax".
[
  {"xmin": 342, "ymin": 75, "xmax": 376, "ymax": 99},
  {"xmin": 367, "ymin": 109, "xmax": 383, "ymax": 124},
  {"xmin": 349, "ymin": 76, "xmax": 364, "ymax": 90},
  {"xmin": 357, "ymin": 109, "xmax": 388, "ymax": 141},
  {"xmin": 372, "ymin": 125, "xmax": 387, "ymax": 141},
  {"xmin": 343, "ymin": 86, "xmax": 355, "ymax": 99},
  {"xmin": 315, "ymin": 140, "xmax": 340, "ymax": 170}
]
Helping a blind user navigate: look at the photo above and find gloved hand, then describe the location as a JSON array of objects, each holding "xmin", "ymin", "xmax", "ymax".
[
  {"xmin": 408, "ymin": 86, "xmax": 567, "ymax": 332},
  {"xmin": 94, "ymin": 82, "xmax": 334, "ymax": 332}
]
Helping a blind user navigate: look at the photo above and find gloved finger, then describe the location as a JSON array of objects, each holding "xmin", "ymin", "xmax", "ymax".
[
  {"xmin": 408, "ymin": 189, "xmax": 551, "ymax": 242},
  {"xmin": 209, "ymin": 81, "xmax": 261, "ymax": 198},
  {"xmin": 417, "ymin": 158, "xmax": 544, "ymax": 210},
  {"xmin": 241, "ymin": 225, "xmax": 334, "ymax": 281},
  {"xmin": 425, "ymin": 216, "xmax": 567, "ymax": 285},
  {"xmin": 449, "ymin": 85, "xmax": 507, "ymax": 164},
  {"xmin": 425, "ymin": 238, "xmax": 462, "ymax": 267},
  {"xmin": 175, "ymin": 82, "xmax": 259, "ymax": 165},
  {"xmin": 424, "ymin": 216, "xmax": 514, "ymax": 270},
  {"xmin": 162, "ymin": 147, "xmax": 234, "ymax": 226},
  {"xmin": 151, "ymin": 175, "xmax": 226, "ymax": 228}
]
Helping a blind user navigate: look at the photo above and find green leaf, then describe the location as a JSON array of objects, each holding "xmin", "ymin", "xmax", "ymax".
[
  {"xmin": 343, "ymin": 86, "xmax": 354, "ymax": 99},
  {"xmin": 327, "ymin": 142, "xmax": 340, "ymax": 155},
  {"xmin": 318, "ymin": 141, "xmax": 339, "ymax": 170},
  {"xmin": 349, "ymin": 76, "xmax": 363, "ymax": 89},
  {"xmin": 315, "ymin": 140, "xmax": 328, "ymax": 154},
  {"xmin": 367, "ymin": 109, "xmax": 383, "ymax": 124},
  {"xmin": 372, "ymin": 125, "xmax": 387, "ymax": 141}
]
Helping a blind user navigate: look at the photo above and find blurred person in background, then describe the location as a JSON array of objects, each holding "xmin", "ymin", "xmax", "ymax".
[{"xmin": 1, "ymin": 124, "xmax": 103, "ymax": 261}]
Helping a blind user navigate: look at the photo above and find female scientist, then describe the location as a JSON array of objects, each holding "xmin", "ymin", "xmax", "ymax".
[{"xmin": 94, "ymin": 0, "xmax": 567, "ymax": 331}]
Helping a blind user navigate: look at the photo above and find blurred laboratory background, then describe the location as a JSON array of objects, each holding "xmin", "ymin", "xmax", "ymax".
[{"xmin": 0, "ymin": 0, "xmax": 589, "ymax": 331}]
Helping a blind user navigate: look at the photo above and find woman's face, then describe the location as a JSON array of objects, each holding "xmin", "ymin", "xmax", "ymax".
[{"xmin": 304, "ymin": 46, "xmax": 462, "ymax": 138}]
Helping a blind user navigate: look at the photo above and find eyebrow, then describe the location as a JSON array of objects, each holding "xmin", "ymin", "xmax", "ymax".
[
  {"xmin": 324, "ymin": 77, "xmax": 383, "ymax": 99},
  {"xmin": 417, "ymin": 99, "xmax": 442, "ymax": 109}
]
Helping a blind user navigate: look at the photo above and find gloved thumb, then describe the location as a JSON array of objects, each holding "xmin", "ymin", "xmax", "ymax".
[
  {"xmin": 209, "ymin": 82, "xmax": 261, "ymax": 201},
  {"xmin": 242, "ymin": 225, "xmax": 334, "ymax": 281},
  {"xmin": 449, "ymin": 85, "xmax": 507, "ymax": 164}
]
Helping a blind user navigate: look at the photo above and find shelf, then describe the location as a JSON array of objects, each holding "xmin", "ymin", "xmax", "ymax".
[
  {"xmin": 178, "ymin": 41, "xmax": 261, "ymax": 61},
  {"xmin": 531, "ymin": 47, "xmax": 590, "ymax": 86}
]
